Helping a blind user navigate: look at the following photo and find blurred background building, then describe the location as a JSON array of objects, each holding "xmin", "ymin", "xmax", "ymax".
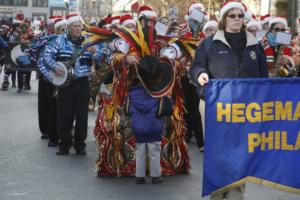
[{"xmin": 0, "ymin": 0, "xmax": 299, "ymax": 30}]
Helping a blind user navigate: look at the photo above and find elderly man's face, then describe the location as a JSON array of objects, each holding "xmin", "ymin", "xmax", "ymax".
[{"xmin": 68, "ymin": 22, "xmax": 83, "ymax": 38}]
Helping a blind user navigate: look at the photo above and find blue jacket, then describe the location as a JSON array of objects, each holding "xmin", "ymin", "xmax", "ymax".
[
  {"xmin": 40, "ymin": 33, "xmax": 105, "ymax": 81},
  {"xmin": 0, "ymin": 36, "xmax": 8, "ymax": 49},
  {"xmin": 129, "ymin": 85, "xmax": 164, "ymax": 143},
  {"xmin": 190, "ymin": 30, "xmax": 269, "ymax": 85}
]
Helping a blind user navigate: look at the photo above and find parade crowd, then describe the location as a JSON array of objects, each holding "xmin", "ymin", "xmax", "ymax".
[{"xmin": 0, "ymin": 1, "xmax": 300, "ymax": 199}]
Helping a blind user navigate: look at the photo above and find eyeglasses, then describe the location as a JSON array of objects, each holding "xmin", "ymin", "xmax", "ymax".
[
  {"xmin": 274, "ymin": 28, "xmax": 286, "ymax": 32},
  {"xmin": 227, "ymin": 14, "xmax": 244, "ymax": 19},
  {"xmin": 248, "ymin": 29, "xmax": 258, "ymax": 33}
]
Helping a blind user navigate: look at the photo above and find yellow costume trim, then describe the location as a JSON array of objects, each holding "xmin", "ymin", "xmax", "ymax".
[{"xmin": 211, "ymin": 176, "xmax": 300, "ymax": 196}]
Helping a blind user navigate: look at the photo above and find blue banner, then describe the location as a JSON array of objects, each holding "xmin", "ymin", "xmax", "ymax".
[{"xmin": 203, "ymin": 78, "xmax": 300, "ymax": 197}]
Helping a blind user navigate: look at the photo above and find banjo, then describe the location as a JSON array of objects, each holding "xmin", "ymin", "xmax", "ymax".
[{"xmin": 49, "ymin": 46, "xmax": 82, "ymax": 88}]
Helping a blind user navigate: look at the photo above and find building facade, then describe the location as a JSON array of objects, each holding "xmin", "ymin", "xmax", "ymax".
[
  {"xmin": 0, "ymin": 0, "xmax": 49, "ymax": 20},
  {"xmin": 80, "ymin": 0, "xmax": 112, "ymax": 18}
]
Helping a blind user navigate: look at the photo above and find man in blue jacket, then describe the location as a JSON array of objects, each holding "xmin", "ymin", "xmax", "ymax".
[{"xmin": 42, "ymin": 14, "xmax": 105, "ymax": 155}]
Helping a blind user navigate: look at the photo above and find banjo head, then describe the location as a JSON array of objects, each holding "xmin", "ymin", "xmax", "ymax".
[{"xmin": 49, "ymin": 62, "xmax": 68, "ymax": 86}]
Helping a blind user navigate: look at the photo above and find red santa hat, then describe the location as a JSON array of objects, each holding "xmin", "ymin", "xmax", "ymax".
[
  {"xmin": 269, "ymin": 17, "xmax": 288, "ymax": 28},
  {"xmin": 111, "ymin": 16, "xmax": 120, "ymax": 26},
  {"xmin": 66, "ymin": 14, "xmax": 82, "ymax": 25},
  {"xmin": 54, "ymin": 18, "xmax": 67, "ymax": 30},
  {"xmin": 138, "ymin": 5, "xmax": 156, "ymax": 19},
  {"xmin": 246, "ymin": 20, "xmax": 262, "ymax": 30},
  {"xmin": 260, "ymin": 14, "xmax": 271, "ymax": 21},
  {"xmin": 260, "ymin": 14, "xmax": 272, "ymax": 25},
  {"xmin": 16, "ymin": 11, "xmax": 24, "ymax": 20},
  {"xmin": 220, "ymin": 1, "xmax": 245, "ymax": 19},
  {"xmin": 202, "ymin": 20, "xmax": 218, "ymax": 32},
  {"xmin": 13, "ymin": 13, "xmax": 24, "ymax": 24},
  {"xmin": 120, "ymin": 14, "xmax": 135, "ymax": 27},
  {"xmin": 48, "ymin": 16, "xmax": 62, "ymax": 25}
]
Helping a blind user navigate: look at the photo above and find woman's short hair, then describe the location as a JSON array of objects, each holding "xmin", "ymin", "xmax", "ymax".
[{"xmin": 218, "ymin": 9, "xmax": 246, "ymax": 31}]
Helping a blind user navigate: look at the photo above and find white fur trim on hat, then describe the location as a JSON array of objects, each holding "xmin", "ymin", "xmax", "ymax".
[
  {"xmin": 202, "ymin": 20, "xmax": 218, "ymax": 32},
  {"xmin": 55, "ymin": 19, "xmax": 67, "ymax": 30},
  {"xmin": 138, "ymin": 10, "xmax": 157, "ymax": 19},
  {"xmin": 121, "ymin": 19, "xmax": 135, "ymax": 27},
  {"xmin": 188, "ymin": 3, "xmax": 205, "ymax": 15},
  {"xmin": 269, "ymin": 17, "xmax": 288, "ymax": 28},
  {"xmin": 67, "ymin": 15, "xmax": 82, "ymax": 25},
  {"xmin": 111, "ymin": 19, "xmax": 120, "ymax": 25},
  {"xmin": 246, "ymin": 20, "xmax": 262, "ymax": 30},
  {"xmin": 13, "ymin": 19, "xmax": 23, "ymax": 24},
  {"xmin": 260, "ymin": 17, "xmax": 273, "ymax": 25},
  {"xmin": 220, "ymin": 2, "xmax": 245, "ymax": 19}
]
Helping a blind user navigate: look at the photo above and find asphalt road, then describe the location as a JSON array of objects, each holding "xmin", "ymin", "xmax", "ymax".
[{"xmin": 0, "ymin": 73, "xmax": 299, "ymax": 200}]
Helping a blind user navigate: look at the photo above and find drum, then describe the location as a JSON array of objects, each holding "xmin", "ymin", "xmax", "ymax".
[
  {"xmin": 5, "ymin": 43, "xmax": 37, "ymax": 71},
  {"xmin": 49, "ymin": 61, "xmax": 73, "ymax": 88}
]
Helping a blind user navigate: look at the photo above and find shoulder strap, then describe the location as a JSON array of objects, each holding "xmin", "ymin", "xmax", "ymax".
[{"xmin": 203, "ymin": 35, "xmax": 214, "ymax": 59}]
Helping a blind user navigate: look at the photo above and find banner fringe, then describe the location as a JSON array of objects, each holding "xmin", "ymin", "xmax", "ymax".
[{"xmin": 210, "ymin": 176, "xmax": 300, "ymax": 196}]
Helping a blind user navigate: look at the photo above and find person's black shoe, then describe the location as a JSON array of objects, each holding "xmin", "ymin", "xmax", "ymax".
[
  {"xmin": 135, "ymin": 177, "xmax": 145, "ymax": 184},
  {"xmin": 185, "ymin": 137, "xmax": 191, "ymax": 144},
  {"xmin": 76, "ymin": 149, "xmax": 86, "ymax": 155},
  {"xmin": 56, "ymin": 149, "xmax": 69, "ymax": 155},
  {"xmin": 151, "ymin": 177, "xmax": 162, "ymax": 184},
  {"xmin": 48, "ymin": 140, "xmax": 58, "ymax": 147},
  {"xmin": 41, "ymin": 134, "xmax": 49, "ymax": 139}
]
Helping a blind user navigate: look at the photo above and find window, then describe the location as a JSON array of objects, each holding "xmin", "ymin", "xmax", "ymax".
[
  {"xmin": 0, "ymin": 0, "xmax": 28, "ymax": 6},
  {"xmin": 33, "ymin": 0, "xmax": 48, "ymax": 7}
]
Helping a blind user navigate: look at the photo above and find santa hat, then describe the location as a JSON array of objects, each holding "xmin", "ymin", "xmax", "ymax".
[
  {"xmin": 66, "ymin": 14, "xmax": 82, "ymax": 25},
  {"xmin": 269, "ymin": 17, "xmax": 288, "ymax": 28},
  {"xmin": 188, "ymin": 3, "xmax": 205, "ymax": 15},
  {"xmin": 260, "ymin": 14, "xmax": 272, "ymax": 25},
  {"xmin": 202, "ymin": 20, "xmax": 218, "ymax": 32},
  {"xmin": 13, "ymin": 13, "xmax": 24, "ymax": 24},
  {"xmin": 48, "ymin": 16, "xmax": 62, "ymax": 25},
  {"xmin": 16, "ymin": 11, "xmax": 24, "ymax": 20},
  {"xmin": 246, "ymin": 20, "xmax": 262, "ymax": 30},
  {"xmin": 138, "ymin": 5, "xmax": 156, "ymax": 19},
  {"xmin": 120, "ymin": 14, "xmax": 135, "ymax": 27},
  {"xmin": 111, "ymin": 16, "xmax": 120, "ymax": 26},
  {"xmin": 260, "ymin": 14, "xmax": 271, "ymax": 21},
  {"xmin": 220, "ymin": 1, "xmax": 245, "ymax": 19},
  {"xmin": 54, "ymin": 18, "xmax": 67, "ymax": 29}
]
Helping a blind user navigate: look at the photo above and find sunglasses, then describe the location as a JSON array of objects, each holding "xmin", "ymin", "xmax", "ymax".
[
  {"xmin": 227, "ymin": 14, "xmax": 244, "ymax": 19},
  {"xmin": 274, "ymin": 28, "xmax": 286, "ymax": 32},
  {"xmin": 248, "ymin": 29, "xmax": 258, "ymax": 33}
]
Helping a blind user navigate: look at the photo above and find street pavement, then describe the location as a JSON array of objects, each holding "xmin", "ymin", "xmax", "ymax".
[{"xmin": 0, "ymin": 73, "xmax": 299, "ymax": 200}]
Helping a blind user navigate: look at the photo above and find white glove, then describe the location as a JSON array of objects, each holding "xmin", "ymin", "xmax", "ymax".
[{"xmin": 198, "ymin": 73, "xmax": 209, "ymax": 86}]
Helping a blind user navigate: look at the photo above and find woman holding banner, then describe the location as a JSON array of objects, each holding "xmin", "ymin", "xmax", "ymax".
[{"xmin": 190, "ymin": 1, "xmax": 268, "ymax": 200}]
